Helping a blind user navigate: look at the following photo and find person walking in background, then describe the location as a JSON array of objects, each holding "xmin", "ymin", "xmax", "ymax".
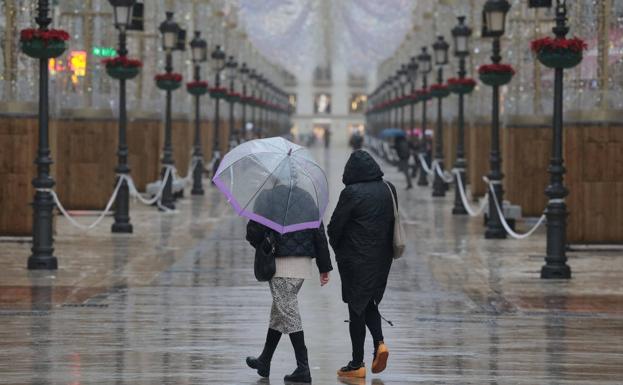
[
  {"xmin": 328, "ymin": 150, "xmax": 395, "ymax": 379},
  {"xmin": 394, "ymin": 136, "xmax": 413, "ymax": 190},
  {"xmin": 349, "ymin": 132, "xmax": 364, "ymax": 151},
  {"xmin": 245, "ymin": 185, "xmax": 333, "ymax": 384}
]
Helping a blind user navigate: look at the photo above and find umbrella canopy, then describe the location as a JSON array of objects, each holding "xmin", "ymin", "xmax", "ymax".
[
  {"xmin": 379, "ymin": 128, "xmax": 406, "ymax": 138},
  {"xmin": 212, "ymin": 137, "xmax": 329, "ymax": 234}
]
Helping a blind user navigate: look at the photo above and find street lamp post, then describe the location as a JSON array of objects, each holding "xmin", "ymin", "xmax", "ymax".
[
  {"xmin": 393, "ymin": 75, "xmax": 401, "ymax": 128},
  {"xmin": 110, "ymin": 0, "xmax": 136, "ymax": 233},
  {"xmin": 28, "ymin": 0, "xmax": 58, "ymax": 269},
  {"xmin": 536, "ymin": 0, "xmax": 572, "ymax": 279},
  {"xmin": 189, "ymin": 31, "xmax": 207, "ymax": 196},
  {"xmin": 210, "ymin": 45, "xmax": 226, "ymax": 176},
  {"xmin": 239, "ymin": 63, "xmax": 249, "ymax": 141},
  {"xmin": 451, "ymin": 16, "xmax": 472, "ymax": 215},
  {"xmin": 398, "ymin": 65, "xmax": 409, "ymax": 131},
  {"xmin": 408, "ymin": 57, "xmax": 419, "ymax": 134},
  {"xmin": 431, "ymin": 35, "xmax": 450, "ymax": 198},
  {"xmin": 249, "ymin": 69, "xmax": 257, "ymax": 137},
  {"xmin": 483, "ymin": 0, "xmax": 511, "ymax": 239},
  {"xmin": 225, "ymin": 56, "xmax": 238, "ymax": 145},
  {"xmin": 417, "ymin": 47, "xmax": 432, "ymax": 187},
  {"xmin": 158, "ymin": 11, "xmax": 180, "ymax": 210}
]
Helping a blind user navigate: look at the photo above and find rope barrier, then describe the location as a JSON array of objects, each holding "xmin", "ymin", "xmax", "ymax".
[
  {"xmin": 418, "ymin": 154, "xmax": 434, "ymax": 175},
  {"xmin": 484, "ymin": 176, "xmax": 546, "ymax": 239},
  {"xmin": 40, "ymin": 175, "xmax": 126, "ymax": 231},
  {"xmin": 126, "ymin": 165, "xmax": 175, "ymax": 206},
  {"xmin": 452, "ymin": 170, "xmax": 488, "ymax": 217},
  {"xmin": 434, "ymin": 162, "xmax": 454, "ymax": 183}
]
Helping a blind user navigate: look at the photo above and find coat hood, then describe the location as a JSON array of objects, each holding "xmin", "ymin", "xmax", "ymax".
[{"xmin": 342, "ymin": 150, "xmax": 384, "ymax": 185}]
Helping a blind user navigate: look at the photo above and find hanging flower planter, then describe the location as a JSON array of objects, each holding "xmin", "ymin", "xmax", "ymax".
[
  {"xmin": 531, "ymin": 37, "xmax": 587, "ymax": 69},
  {"xmin": 478, "ymin": 64, "xmax": 515, "ymax": 87},
  {"xmin": 155, "ymin": 73, "xmax": 183, "ymax": 91},
  {"xmin": 415, "ymin": 89, "xmax": 431, "ymax": 102},
  {"xmin": 103, "ymin": 56, "xmax": 142, "ymax": 80},
  {"xmin": 20, "ymin": 28, "xmax": 70, "ymax": 59},
  {"xmin": 209, "ymin": 86, "xmax": 228, "ymax": 99},
  {"xmin": 447, "ymin": 78, "xmax": 477, "ymax": 94},
  {"xmin": 430, "ymin": 84, "xmax": 450, "ymax": 98},
  {"xmin": 225, "ymin": 91, "xmax": 242, "ymax": 103},
  {"xmin": 186, "ymin": 81, "xmax": 209, "ymax": 96}
]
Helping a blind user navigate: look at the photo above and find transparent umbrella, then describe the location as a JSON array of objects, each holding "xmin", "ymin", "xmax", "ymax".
[{"xmin": 212, "ymin": 137, "xmax": 328, "ymax": 234}]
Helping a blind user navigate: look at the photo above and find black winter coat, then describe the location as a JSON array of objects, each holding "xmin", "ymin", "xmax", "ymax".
[
  {"xmin": 328, "ymin": 150, "xmax": 395, "ymax": 315},
  {"xmin": 246, "ymin": 221, "xmax": 333, "ymax": 274}
]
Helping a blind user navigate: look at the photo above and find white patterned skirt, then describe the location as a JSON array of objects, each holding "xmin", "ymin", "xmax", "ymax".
[{"xmin": 269, "ymin": 277, "xmax": 305, "ymax": 334}]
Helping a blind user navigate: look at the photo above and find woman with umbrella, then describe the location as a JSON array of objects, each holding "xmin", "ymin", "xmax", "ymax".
[{"xmin": 213, "ymin": 138, "xmax": 333, "ymax": 384}]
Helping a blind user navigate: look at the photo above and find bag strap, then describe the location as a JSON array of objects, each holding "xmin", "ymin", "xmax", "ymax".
[{"xmin": 383, "ymin": 181, "xmax": 399, "ymax": 218}]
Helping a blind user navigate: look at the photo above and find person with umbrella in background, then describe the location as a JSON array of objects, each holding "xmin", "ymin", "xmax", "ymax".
[
  {"xmin": 394, "ymin": 135, "xmax": 413, "ymax": 190},
  {"xmin": 213, "ymin": 137, "xmax": 332, "ymax": 384}
]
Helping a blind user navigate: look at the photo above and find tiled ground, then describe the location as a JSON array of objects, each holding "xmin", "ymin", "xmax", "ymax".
[{"xmin": 0, "ymin": 144, "xmax": 621, "ymax": 385}]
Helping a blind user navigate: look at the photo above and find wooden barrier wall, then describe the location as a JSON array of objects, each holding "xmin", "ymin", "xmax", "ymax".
[
  {"xmin": 565, "ymin": 122, "xmax": 623, "ymax": 243},
  {"xmin": 0, "ymin": 116, "xmax": 37, "ymax": 235},
  {"xmin": 502, "ymin": 122, "xmax": 551, "ymax": 217},
  {"xmin": 466, "ymin": 120, "xmax": 491, "ymax": 198}
]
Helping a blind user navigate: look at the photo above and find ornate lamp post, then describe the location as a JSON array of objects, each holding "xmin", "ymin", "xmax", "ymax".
[
  {"xmin": 239, "ymin": 62, "xmax": 249, "ymax": 141},
  {"xmin": 248, "ymin": 69, "xmax": 257, "ymax": 136},
  {"xmin": 225, "ymin": 55, "xmax": 238, "ymax": 145},
  {"xmin": 398, "ymin": 65, "xmax": 409, "ymax": 131},
  {"xmin": 407, "ymin": 57, "xmax": 419, "ymax": 134},
  {"xmin": 451, "ymin": 16, "xmax": 473, "ymax": 214},
  {"xmin": 110, "ymin": 0, "xmax": 136, "ymax": 233},
  {"xmin": 29, "ymin": 0, "xmax": 58, "ymax": 269},
  {"xmin": 431, "ymin": 35, "xmax": 450, "ymax": 197},
  {"xmin": 189, "ymin": 31, "xmax": 207, "ymax": 196},
  {"xmin": 483, "ymin": 0, "xmax": 511, "ymax": 239},
  {"xmin": 157, "ymin": 12, "xmax": 180, "ymax": 210},
  {"xmin": 210, "ymin": 45, "xmax": 226, "ymax": 176},
  {"xmin": 530, "ymin": 0, "xmax": 571, "ymax": 279},
  {"xmin": 257, "ymin": 75, "xmax": 266, "ymax": 138},
  {"xmin": 417, "ymin": 47, "xmax": 432, "ymax": 187},
  {"xmin": 392, "ymin": 74, "xmax": 401, "ymax": 128}
]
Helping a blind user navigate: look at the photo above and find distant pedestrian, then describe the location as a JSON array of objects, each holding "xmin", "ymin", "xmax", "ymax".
[
  {"xmin": 328, "ymin": 150, "xmax": 395, "ymax": 379},
  {"xmin": 394, "ymin": 136, "xmax": 413, "ymax": 190},
  {"xmin": 245, "ymin": 186, "xmax": 333, "ymax": 384},
  {"xmin": 349, "ymin": 132, "xmax": 364, "ymax": 151}
]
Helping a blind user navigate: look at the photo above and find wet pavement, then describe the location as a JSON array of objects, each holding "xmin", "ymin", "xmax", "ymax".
[{"xmin": 1, "ymin": 144, "xmax": 622, "ymax": 385}]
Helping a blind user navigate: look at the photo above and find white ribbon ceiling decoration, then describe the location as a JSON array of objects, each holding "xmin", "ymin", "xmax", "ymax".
[{"xmin": 237, "ymin": 0, "xmax": 416, "ymax": 75}]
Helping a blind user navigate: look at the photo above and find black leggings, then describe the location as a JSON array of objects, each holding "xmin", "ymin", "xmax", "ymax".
[{"xmin": 349, "ymin": 300, "xmax": 384, "ymax": 365}]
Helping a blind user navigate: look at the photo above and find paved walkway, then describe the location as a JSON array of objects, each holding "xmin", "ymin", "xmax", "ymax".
[{"xmin": 0, "ymin": 144, "xmax": 622, "ymax": 385}]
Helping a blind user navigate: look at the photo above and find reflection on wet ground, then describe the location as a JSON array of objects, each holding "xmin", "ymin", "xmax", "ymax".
[{"xmin": 0, "ymin": 144, "xmax": 622, "ymax": 385}]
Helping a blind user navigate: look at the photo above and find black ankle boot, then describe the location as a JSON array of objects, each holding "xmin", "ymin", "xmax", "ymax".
[
  {"xmin": 284, "ymin": 331, "xmax": 312, "ymax": 383},
  {"xmin": 247, "ymin": 328, "xmax": 281, "ymax": 378}
]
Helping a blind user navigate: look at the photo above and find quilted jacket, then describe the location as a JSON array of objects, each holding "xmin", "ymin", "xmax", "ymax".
[{"xmin": 328, "ymin": 150, "xmax": 395, "ymax": 315}]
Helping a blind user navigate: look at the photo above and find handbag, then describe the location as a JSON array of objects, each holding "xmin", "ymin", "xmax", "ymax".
[
  {"xmin": 384, "ymin": 181, "xmax": 406, "ymax": 259},
  {"xmin": 254, "ymin": 232, "xmax": 277, "ymax": 281}
]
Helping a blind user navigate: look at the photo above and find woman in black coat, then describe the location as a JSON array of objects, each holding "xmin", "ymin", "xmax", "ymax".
[
  {"xmin": 245, "ymin": 185, "xmax": 333, "ymax": 384},
  {"xmin": 328, "ymin": 150, "xmax": 395, "ymax": 379}
]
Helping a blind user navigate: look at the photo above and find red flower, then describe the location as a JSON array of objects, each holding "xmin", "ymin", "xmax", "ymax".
[
  {"xmin": 208, "ymin": 86, "xmax": 228, "ymax": 93},
  {"xmin": 20, "ymin": 28, "xmax": 70, "ymax": 42},
  {"xmin": 186, "ymin": 81, "xmax": 208, "ymax": 88},
  {"xmin": 154, "ymin": 73, "xmax": 183, "ymax": 82},
  {"xmin": 478, "ymin": 64, "xmax": 516, "ymax": 75},
  {"xmin": 415, "ymin": 88, "xmax": 429, "ymax": 96},
  {"xmin": 447, "ymin": 78, "xmax": 477, "ymax": 86},
  {"xmin": 531, "ymin": 37, "xmax": 587, "ymax": 54},
  {"xmin": 102, "ymin": 56, "xmax": 142, "ymax": 68},
  {"xmin": 430, "ymin": 84, "xmax": 449, "ymax": 91}
]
